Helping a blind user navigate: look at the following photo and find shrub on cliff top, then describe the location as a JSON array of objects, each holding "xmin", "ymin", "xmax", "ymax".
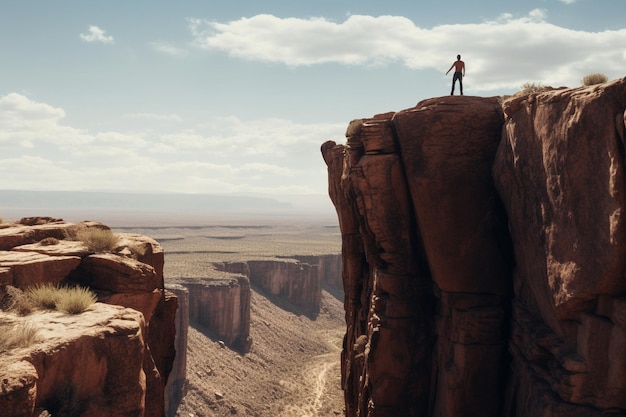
[
  {"xmin": 65, "ymin": 226, "xmax": 119, "ymax": 253},
  {"xmin": 39, "ymin": 237, "xmax": 60, "ymax": 246},
  {"xmin": 518, "ymin": 82, "xmax": 544, "ymax": 95},
  {"xmin": 26, "ymin": 283, "xmax": 61, "ymax": 309},
  {"xmin": 582, "ymin": 73, "xmax": 608, "ymax": 86},
  {"xmin": 1, "ymin": 285, "xmax": 33, "ymax": 315},
  {"xmin": 55, "ymin": 286, "xmax": 98, "ymax": 314},
  {"xmin": 26, "ymin": 283, "xmax": 97, "ymax": 314},
  {"xmin": 0, "ymin": 322, "xmax": 42, "ymax": 353}
]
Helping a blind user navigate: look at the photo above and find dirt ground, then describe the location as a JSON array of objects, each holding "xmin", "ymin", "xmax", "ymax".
[{"xmin": 174, "ymin": 288, "xmax": 346, "ymax": 417}]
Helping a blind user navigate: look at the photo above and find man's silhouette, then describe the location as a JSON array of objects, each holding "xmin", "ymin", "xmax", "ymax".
[{"xmin": 446, "ymin": 55, "xmax": 465, "ymax": 95}]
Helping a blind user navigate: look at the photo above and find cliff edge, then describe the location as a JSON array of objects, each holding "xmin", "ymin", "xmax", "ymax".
[
  {"xmin": 0, "ymin": 218, "xmax": 178, "ymax": 417},
  {"xmin": 322, "ymin": 77, "xmax": 626, "ymax": 417}
]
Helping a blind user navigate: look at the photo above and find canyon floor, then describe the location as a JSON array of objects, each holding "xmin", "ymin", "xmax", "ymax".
[
  {"xmin": 175, "ymin": 288, "xmax": 345, "ymax": 417},
  {"xmin": 117, "ymin": 221, "xmax": 345, "ymax": 417}
]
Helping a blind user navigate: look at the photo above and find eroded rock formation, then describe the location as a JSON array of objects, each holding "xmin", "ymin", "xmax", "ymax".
[
  {"xmin": 0, "ymin": 217, "xmax": 178, "ymax": 417},
  {"xmin": 247, "ymin": 260, "xmax": 321, "ymax": 317},
  {"xmin": 322, "ymin": 77, "xmax": 626, "ymax": 417},
  {"xmin": 172, "ymin": 275, "xmax": 252, "ymax": 352}
]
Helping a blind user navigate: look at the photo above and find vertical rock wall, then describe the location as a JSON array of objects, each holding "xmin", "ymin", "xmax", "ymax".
[
  {"xmin": 295, "ymin": 254, "xmax": 343, "ymax": 291},
  {"xmin": 247, "ymin": 260, "xmax": 322, "ymax": 317},
  {"xmin": 174, "ymin": 275, "xmax": 252, "ymax": 352},
  {"xmin": 494, "ymin": 79, "xmax": 626, "ymax": 416},
  {"xmin": 322, "ymin": 77, "xmax": 626, "ymax": 417},
  {"xmin": 164, "ymin": 284, "xmax": 189, "ymax": 417}
]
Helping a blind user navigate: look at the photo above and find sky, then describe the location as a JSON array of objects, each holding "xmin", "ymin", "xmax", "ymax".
[{"xmin": 1, "ymin": 0, "xmax": 625, "ymax": 198}]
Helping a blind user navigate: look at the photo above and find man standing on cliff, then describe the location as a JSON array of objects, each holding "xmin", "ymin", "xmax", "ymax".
[{"xmin": 446, "ymin": 54, "xmax": 465, "ymax": 95}]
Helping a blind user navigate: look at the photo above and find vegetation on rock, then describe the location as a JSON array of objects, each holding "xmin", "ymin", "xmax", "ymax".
[
  {"xmin": 26, "ymin": 283, "xmax": 97, "ymax": 314},
  {"xmin": 65, "ymin": 226, "xmax": 119, "ymax": 252},
  {"xmin": 518, "ymin": 81, "xmax": 545, "ymax": 95},
  {"xmin": 39, "ymin": 237, "xmax": 60, "ymax": 246},
  {"xmin": 0, "ymin": 321, "xmax": 41, "ymax": 353},
  {"xmin": 582, "ymin": 72, "xmax": 608, "ymax": 86}
]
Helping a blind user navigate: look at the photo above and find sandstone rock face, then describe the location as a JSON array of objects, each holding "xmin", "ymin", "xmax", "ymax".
[
  {"xmin": 295, "ymin": 254, "xmax": 343, "ymax": 291},
  {"xmin": 494, "ymin": 78, "xmax": 626, "ymax": 416},
  {"xmin": 0, "ymin": 217, "xmax": 177, "ymax": 417},
  {"xmin": 322, "ymin": 77, "xmax": 626, "ymax": 417},
  {"xmin": 173, "ymin": 275, "xmax": 252, "ymax": 352},
  {"xmin": 248, "ymin": 259, "xmax": 322, "ymax": 316},
  {"xmin": 164, "ymin": 284, "xmax": 189, "ymax": 417},
  {"xmin": 2, "ymin": 304, "xmax": 148, "ymax": 417}
]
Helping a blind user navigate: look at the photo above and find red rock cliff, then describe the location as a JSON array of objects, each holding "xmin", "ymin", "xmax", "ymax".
[
  {"xmin": 322, "ymin": 77, "xmax": 626, "ymax": 417},
  {"xmin": 172, "ymin": 274, "xmax": 252, "ymax": 353},
  {"xmin": 0, "ymin": 218, "xmax": 178, "ymax": 417}
]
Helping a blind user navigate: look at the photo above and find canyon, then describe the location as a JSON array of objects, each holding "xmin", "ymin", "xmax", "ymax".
[
  {"xmin": 321, "ymin": 77, "xmax": 626, "ymax": 416},
  {"xmin": 0, "ymin": 218, "xmax": 343, "ymax": 417}
]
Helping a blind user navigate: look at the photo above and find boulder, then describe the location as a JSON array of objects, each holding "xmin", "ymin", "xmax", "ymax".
[{"xmin": 71, "ymin": 253, "xmax": 159, "ymax": 293}]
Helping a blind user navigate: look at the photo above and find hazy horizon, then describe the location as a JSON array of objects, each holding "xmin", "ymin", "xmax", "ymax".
[{"xmin": 0, "ymin": 189, "xmax": 338, "ymax": 227}]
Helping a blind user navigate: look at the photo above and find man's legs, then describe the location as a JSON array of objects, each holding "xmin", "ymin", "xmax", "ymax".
[{"xmin": 451, "ymin": 72, "xmax": 462, "ymax": 95}]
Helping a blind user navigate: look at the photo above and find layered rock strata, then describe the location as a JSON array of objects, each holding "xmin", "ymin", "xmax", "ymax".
[
  {"xmin": 247, "ymin": 260, "xmax": 321, "ymax": 317},
  {"xmin": 322, "ymin": 77, "xmax": 626, "ymax": 417},
  {"xmin": 0, "ymin": 217, "xmax": 178, "ymax": 417},
  {"xmin": 172, "ymin": 275, "xmax": 252, "ymax": 352}
]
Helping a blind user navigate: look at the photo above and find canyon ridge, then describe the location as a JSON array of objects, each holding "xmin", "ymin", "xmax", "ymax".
[{"xmin": 322, "ymin": 76, "xmax": 626, "ymax": 416}]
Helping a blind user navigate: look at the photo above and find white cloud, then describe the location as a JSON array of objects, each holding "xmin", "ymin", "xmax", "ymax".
[
  {"xmin": 150, "ymin": 42, "xmax": 188, "ymax": 56},
  {"xmin": 189, "ymin": 10, "xmax": 626, "ymax": 90},
  {"xmin": 80, "ymin": 26, "xmax": 114, "ymax": 44},
  {"xmin": 0, "ymin": 93, "xmax": 91, "ymax": 147},
  {"xmin": 0, "ymin": 93, "xmax": 344, "ymax": 195},
  {"xmin": 559, "ymin": 0, "xmax": 577, "ymax": 4}
]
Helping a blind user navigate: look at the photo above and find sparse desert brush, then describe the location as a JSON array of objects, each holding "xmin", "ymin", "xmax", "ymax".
[
  {"xmin": 26, "ymin": 283, "xmax": 63, "ymax": 309},
  {"xmin": 1, "ymin": 285, "xmax": 33, "ymax": 315},
  {"xmin": 128, "ymin": 242, "xmax": 147, "ymax": 258},
  {"xmin": 26, "ymin": 283, "xmax": 97, "ymax": 314},
  {"xmin": 55, "ymin": 286, "xmax": 97, "ymax": 314},
  {"xmin": 345, "ymin": 119, "xmax": 364, "ymax": 138},
  {"xmin": 0, "ymin": 321, "xmax": 42, "ymax": 353},
  {"xmin": 39, "ymin": 237, "xmax": 60, "ymax": 246},
  {"xmin": 65, "ymin": 226, "xmax": 119, "ymax": 252},
  {"xmin": 518, "ymin": 82, "xmax": 544, "ymax": 95},
  {"xmin": 582, "ymin": 73, "xmax": 608, "ymax": 86}
]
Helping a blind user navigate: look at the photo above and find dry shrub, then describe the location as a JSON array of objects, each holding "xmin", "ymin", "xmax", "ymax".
[
  {"xmin": 39, "ymin": 237, "xmax": 60, "ymax": 246},
  {"xmin": 55, "ymin": 286, "xmax": 97, "ymax": 314},
  {"xmin": 0, "ymin": 321, "xmax": 42, "ymax": 353},
  {"xmin": 1, "ymin": 285, "xmax": 33, "ymax": 315},
  {"xmin": 26, "ymin": 283, "xmax": 62, "ymax": 309},
  {"xmin": 582, "ymin": 73, "xmax": 608, "ymax": 86},
  {"xmin": 65, "ymin": 226, "xmax": 119, "ymax": 253},
  {"xmin": 518, "ymin": 82, "xmax": 544, "ymax": 95},
  {"xmin": 345, "ymin": 119, "xmax": 364, "ymax": 138},
  {"xmin": 26, "ymin": 283, "xmax": 97, "ymax": 314},
  {"xmin": 128, "ymin": 242, "xmax": 148, "ymax": 258}
]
